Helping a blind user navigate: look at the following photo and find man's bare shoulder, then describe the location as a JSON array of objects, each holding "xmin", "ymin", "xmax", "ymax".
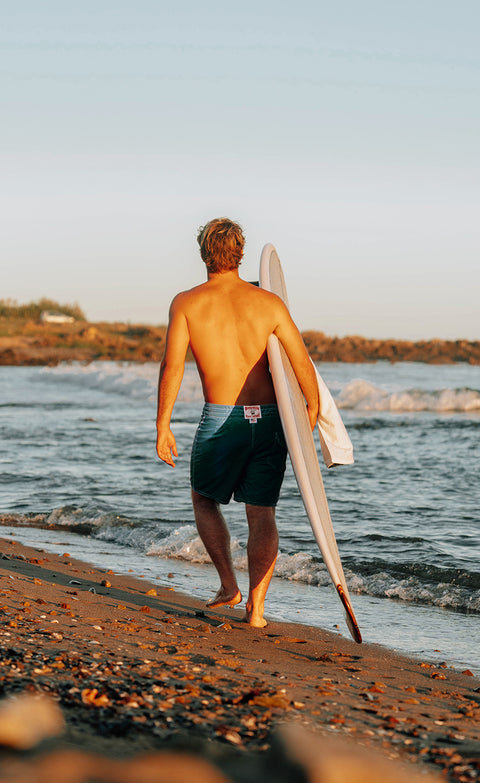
[
  {"xmin": 248, "ymin": 285, "xmax": 291, "ymax": 318},
  {"xmin": 249, "ymin": 285, "xmax": 284, "ymax": 306},
  {"xmin": 169, "ymin": 283, "xmax": 210, "ymax": 311}
]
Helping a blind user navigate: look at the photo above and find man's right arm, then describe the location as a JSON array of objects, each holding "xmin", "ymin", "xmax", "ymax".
[
  {"xmin": 156, "ymin": 296, "xmax": 190, "ymax": 466},
  {"xmin": 272, "ymin": 301, "xmax": 319, "ymax": 430}
]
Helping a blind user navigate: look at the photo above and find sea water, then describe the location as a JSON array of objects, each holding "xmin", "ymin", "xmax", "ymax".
[{"xmin": 0, "ymin": 361, "xmax": 479, "ymax": 672}]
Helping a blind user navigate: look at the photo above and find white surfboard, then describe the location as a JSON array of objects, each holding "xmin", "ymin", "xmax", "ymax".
[{"xmin": 260, "ymin": 243, "xmax": 362, "ymax": 643}]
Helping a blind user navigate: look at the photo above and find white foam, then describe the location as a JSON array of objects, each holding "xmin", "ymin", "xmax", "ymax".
[
  {"xmin": 146, "ymin": 527, "xmax": 480, "ymax": 613},
  {"xmin": 38, "ymin": 361, "xmax": 204, "ymax": 403},
  {"xmin": 147, "ymin": 525, "xmax": 210, "ymax": 563},
  {"xmin": 37, "ymin": 362, "xmax": 480, "ymax": 413},
  {"xmin": 337, "ymin": 380, "xmax": 480, "ymax": 413},
  {"xmin": 275, "ymin": 551, "xmax": 332, "ymax": 587},
  {"xmin": 3, "ymin": 508, "xmax": 478, "ymax": 614},
  {"xmin": 147, "ymin": 525, "xmax": 248, "ymax": 569},
  {"xmin": 350, "ymin": 572, "xmax": 480, "ymax": 613},
  {"xmin": 39, "ymin": 362, "xmax": 158, "ymax": 400}
]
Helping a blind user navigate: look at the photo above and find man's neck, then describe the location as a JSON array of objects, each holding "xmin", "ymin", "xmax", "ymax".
[{"xmin": 206, "ymin": 268, "xmax": 241, "ymax": 284}]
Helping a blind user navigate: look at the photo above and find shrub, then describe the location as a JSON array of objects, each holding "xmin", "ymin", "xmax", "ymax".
[{"xmin": 0, "ymin": 298, "xmax": 86, "ymax": 321}]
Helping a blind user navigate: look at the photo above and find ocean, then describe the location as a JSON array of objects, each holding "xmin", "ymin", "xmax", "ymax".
[{"xmin": 0, "ymin": 360, "xmax": 479, "ymax": 673}]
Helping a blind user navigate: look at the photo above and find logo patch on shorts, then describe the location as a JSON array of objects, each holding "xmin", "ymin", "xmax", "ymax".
[{"xmin": 244, "ymin": 405, "xmax": 262, "ymax": 424}]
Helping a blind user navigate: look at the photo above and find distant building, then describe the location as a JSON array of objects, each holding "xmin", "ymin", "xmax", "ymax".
[{"xmin": 40, "ymin": 311, "xmax": 75, "ymax": 324}]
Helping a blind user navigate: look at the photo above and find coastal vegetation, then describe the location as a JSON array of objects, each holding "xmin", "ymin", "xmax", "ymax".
[
  {"xmin": 0, "ymin": 297, "xmax": 85, "ymax": 322},
  {"xmin": 0, "ymin": 299, "xmax": 478, "ymax": 365}
]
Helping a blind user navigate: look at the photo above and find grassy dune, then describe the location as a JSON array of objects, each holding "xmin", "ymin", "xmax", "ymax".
[{"xmin": 0, "ymin": 300, "xmax": 478, "ymax": 365}]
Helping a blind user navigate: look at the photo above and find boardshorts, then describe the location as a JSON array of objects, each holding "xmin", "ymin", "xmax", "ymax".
[{"xmin": 190, "ymin": 403, "xmax": 287, "ymax": 507}]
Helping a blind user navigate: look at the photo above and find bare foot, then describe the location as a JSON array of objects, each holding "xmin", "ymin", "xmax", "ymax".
[
  {"xmin": 206, "ymin": 588, "xmax": 242, "ymax": 609},
  {"xmin": 244, "ymin": 604, "xmax": 267, "ymax": 627}
]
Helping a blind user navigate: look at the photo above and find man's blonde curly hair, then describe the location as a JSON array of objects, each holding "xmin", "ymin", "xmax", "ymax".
[{"xmin": 197, "ymin": 217, "xmax": 245, "ymax": 273}]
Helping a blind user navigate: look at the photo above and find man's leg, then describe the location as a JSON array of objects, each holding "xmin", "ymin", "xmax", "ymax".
[
  {"xmin": 245, "ymin": 504, "xmax": 279, "ymax": 628},
  {"xmin": 192, "ymin": 490, "xmax": 242, "ymax": 608}
]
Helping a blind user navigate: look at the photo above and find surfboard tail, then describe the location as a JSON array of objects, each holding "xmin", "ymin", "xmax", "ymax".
[{"xmin": 336, "ymin": 584, "xmax": 362, "ymax": 644}]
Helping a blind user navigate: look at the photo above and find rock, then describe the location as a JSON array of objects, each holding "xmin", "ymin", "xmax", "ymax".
[
  {"xmin": 0, "ymin": 693, "xmax": 65, "ymax": 749},
  {"xmin": 0, "ymin": 750, "xmax": 233, "ymax": 783},
  {"xmin": 280, "ymin": 724, "xmax": 443, "ymax": 783}
]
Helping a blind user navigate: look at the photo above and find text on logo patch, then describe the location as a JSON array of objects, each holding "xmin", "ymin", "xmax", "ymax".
[{"xmin": 244, "ymin": 405, "xmax": 262, "ymax": 424}]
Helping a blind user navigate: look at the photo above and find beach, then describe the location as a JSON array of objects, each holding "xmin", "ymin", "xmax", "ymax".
[{"xmin": 0, "ymin": 535, "xmax": 478, "ymax": 782}]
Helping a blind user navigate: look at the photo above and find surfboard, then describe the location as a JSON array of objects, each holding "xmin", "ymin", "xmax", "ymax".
[{"xmin": 259, "ymin": 243, "xmax": 362, "ymax": 643}]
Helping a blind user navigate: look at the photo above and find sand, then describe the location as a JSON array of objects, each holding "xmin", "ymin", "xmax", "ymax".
[{"xmin": 0, "ymin": 535, "xmax": 478, "ymax": 782}]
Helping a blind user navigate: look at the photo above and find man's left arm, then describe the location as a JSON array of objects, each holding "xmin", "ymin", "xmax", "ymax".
[{"xmin": 156, "ymin": 296, "xmax": 190, "ymax": 466}]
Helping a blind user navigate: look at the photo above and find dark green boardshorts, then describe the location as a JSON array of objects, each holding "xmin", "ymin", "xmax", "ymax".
[{"xmin": 190, "ymin": 403, "xmax": 287, "ymax": 507}]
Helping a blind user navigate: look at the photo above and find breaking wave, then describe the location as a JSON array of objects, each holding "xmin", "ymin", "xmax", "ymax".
[
  {"xmin": 37, "ymin": 362, "xmax": 203, "ymax": 403},
  {"xmin": 337, "ymin": 380, "xmax": 480, "ymax": 413},
  {"xmin": 36, "ymin": 363, "xmax": 480, "ymax": 413}
]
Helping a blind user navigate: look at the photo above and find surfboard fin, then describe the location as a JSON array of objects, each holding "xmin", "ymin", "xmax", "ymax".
[{"xmin": 336, "ymin": 584, "xmax": 362, "ymax": 644}]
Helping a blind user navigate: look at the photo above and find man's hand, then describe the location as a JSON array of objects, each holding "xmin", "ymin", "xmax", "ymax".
[
  {"xmin": 307, "ymin": 402, "xmax": 318, "ymax": 432},
  {"xmin": 156, "ymin": 427, "xmax": 178, "ymax": 467}
]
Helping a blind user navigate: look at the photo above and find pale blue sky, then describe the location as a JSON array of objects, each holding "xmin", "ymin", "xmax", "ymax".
[{"xmin": 2, "ymin": 1, "xmax": 479, "ymax": 339}]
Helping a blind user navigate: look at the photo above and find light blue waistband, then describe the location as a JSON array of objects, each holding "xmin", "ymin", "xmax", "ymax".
[{"xmin": 201, "ymin": 403, "xmax": 279, "ymax": 419}]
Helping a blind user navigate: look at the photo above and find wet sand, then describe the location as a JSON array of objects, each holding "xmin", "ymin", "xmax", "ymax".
[{"xmin": 0, "ymin": 536, "xmax": 478, "ymax": 782}]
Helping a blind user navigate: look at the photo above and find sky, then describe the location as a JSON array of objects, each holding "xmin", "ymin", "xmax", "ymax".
[{"xmin": 2, "ymin": 1, "xmax": 479, "ymax": 340}]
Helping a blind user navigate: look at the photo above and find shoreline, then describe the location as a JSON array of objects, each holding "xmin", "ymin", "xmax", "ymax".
[
  {"xmin": 3, "ymin": 520, "xmax": 478, "ymax": 678},
  {"xmin": 0, "ymin": 536, "xmax": 478, "ymax": 781}
]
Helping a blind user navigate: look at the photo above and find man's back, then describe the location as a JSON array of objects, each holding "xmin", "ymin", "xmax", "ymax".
[{"xmin": 173, "ymin": 271, "xmax": 282, "ymax": 405}]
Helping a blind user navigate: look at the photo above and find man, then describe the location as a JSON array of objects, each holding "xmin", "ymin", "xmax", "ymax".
[{"xmin": 156, "ymin": 218, "xmax": 318, "ymax": 627}]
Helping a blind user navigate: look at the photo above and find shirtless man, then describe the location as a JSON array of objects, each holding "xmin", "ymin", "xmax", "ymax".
[{"xmin": 156, "ymin": 218, "xmax": 318, "ymax": 627}]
